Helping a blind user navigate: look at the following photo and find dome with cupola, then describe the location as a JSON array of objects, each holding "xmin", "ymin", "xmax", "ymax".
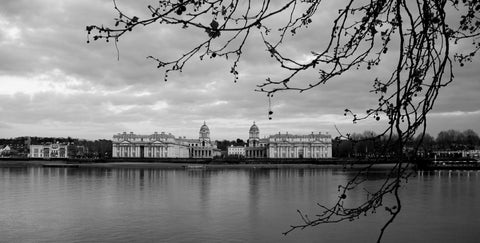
[
  {"xmin": 249, "ymin": 122, "xmax": 259, "ymax": 133},
  {"xmin": 249, "ymin": 121, "xmax": 260, "ymax": 143},
  {"xmin": 199, "ymin": 121, "xmax": 210, "ymax": 141}
]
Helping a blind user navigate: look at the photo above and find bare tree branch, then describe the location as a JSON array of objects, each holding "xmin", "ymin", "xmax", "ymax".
[{"xmin": 86, "ymin": 0, "xmax": 480, "ymax": 241}]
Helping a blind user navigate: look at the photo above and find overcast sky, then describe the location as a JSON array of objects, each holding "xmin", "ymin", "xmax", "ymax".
[{"xmin": 0, "ymin": 0, "xmax": 479, "ymax": 141}]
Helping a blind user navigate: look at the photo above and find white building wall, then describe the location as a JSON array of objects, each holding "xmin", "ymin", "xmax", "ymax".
[
  {"xmin": 266, "ymin": 133, "xmax": 332, "ymax": 159},
  {"xmin": 29, "ymin": 144, "xmax": 68, "ymax": 158},
  {"xmin": 228, "ymin": 146, "xmax": 246, "ymax": 156},
  {"xmin": 167, "ymin": 144, "xmax": 189, "ymax": 158},
  {"xmin": 113, "ymin": 132, "xmax": 207, "ymax": 159}
]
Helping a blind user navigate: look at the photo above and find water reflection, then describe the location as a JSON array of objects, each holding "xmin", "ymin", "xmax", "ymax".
[{"xmin": 0, "ymin": 167, "xmax": 478, "ymax": 242}]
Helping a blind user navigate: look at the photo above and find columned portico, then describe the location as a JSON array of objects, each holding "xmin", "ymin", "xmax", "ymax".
[
  {"xmin": 267, "ymin": 132, "xmax": 332, "ymax": 159},
  {"xmin": 112, "ymin": 132, "xmax": 189, "ymax": 158}
]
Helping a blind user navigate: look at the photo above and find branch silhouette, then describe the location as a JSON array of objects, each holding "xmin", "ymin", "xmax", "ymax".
[{"xmin": 86, "ymin": 0, "xmax": 479, "ymax": 241}]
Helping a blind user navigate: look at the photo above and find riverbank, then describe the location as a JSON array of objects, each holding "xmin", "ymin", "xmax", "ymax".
[
  {"xmin": 419, "ymin": 162, "xmax": 480, "ymax": 170},
  {"xmin": 0, "ymin": 157, "xmax": 399, "ymax": 164},
  {"xmin": 0, "ymin": 158, "xmax": 401, "ymax": 169},
  {"xmin": 1, "ymin": 157, "xmax": 477, "ymax": 170},
  {"xmin": 0, "ymin": 160, "xmax": 366, "ymax": 170},
  {"xmin": 50, "ymin": 162, "xmax": 358, "ymax": 170}
]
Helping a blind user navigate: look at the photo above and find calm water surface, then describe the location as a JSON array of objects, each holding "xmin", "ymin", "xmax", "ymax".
[{"xmin": 0, "ymin": 166, "xmax": 479, "ymax": 242}]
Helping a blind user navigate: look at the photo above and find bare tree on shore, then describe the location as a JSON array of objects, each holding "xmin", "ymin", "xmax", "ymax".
[{"xmin": 86, "ymin": 0, "xmax": 479, "ymax": 241}]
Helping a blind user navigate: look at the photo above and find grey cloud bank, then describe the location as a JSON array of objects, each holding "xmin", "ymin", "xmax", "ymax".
[{"xmin": 0, "ymin": 0, "xmax": 479, "ymax": 140}]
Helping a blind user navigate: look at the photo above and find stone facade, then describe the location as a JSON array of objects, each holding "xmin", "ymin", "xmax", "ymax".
[
  {"xmin": 112, "ymin": 132, "xmax": 189, "ymax": 158},
  {"xmin": 185, "ymin": 122, "xmax": 221, "ymax": 158},
  {"xmin": 246, "ymin": 122, "xmax": 268, "ymax": 158},
  {"xmin": 228, "ymin": 145, "xmax": 246, "ymax": 157},
  {"xmin": 112, "ymin": 122, "xmax": 220, "ymax": 159},
  {"xmin": 111, "ymin": 122, "xmax": 332, "ymax": 160},
  {"xmin": 30, "ymin": 143, "xmax": 69, "ymax": 158},
  {"xmin": 267, "ymin": 132, "xmax": 332, "ymax": 159}
]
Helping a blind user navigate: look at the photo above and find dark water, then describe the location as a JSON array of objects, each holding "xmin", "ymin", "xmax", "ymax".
[{"xmin": 0, "ymin": 166, "xmax": 478, "ymax": 242}]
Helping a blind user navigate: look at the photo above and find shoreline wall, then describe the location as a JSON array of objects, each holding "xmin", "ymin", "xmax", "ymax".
[{"xmin": 1, "ymin": 157, "xmax": 401, "ymax": 165}]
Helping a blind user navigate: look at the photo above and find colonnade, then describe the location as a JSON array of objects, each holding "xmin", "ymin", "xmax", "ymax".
[
  {"xmin": 114, "ymin": 145, "xmax": 169, "ymax": 158},
  {"xmin": 113, "ymin": 144, "xmax": 190, "ymax": 158},
  {"xmin": 245, "ymin": 149, "xmax": 265, "ymax": 158},
  {"xmin": 268, "ymin": 144, "xmax": 330, "ymax": 158},
  {"xmin": 190, "ymin": 148, "xmax": 212, "ymax": 158}
]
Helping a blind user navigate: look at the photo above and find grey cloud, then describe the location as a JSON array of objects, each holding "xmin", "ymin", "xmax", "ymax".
[{"xmin": 0, "ymin": 0, "xmax": 479, "ymax": 139}]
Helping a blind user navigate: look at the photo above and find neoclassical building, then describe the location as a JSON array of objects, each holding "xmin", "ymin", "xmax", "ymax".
[
  {"xmin": 267, "ymin": 132, "xmax": 332, "ymax": 159},
  {"xmin": 112, "ymin": 122, "xmax": 220, "ymax": 159},
  {"xmin": 30, "ymin": 143, "xmax": 69, "ymax": 158},
  {"xmin": 184, "ymin": 122, "xmax": 221, "ymax": 158},
  {"xmin": 111, "ymin": 122, "xmax": 331, "ymax": 159},
  {"xmin": 112, "ymin": 131, "xmax": 189, "ymax": 158},
  {"xmin": 227, "ymin": 145, "xmax": 246, "ymax": 157},
  {"xmin": 245, "ymin": 122, "xmax": 268, "ymax": 158}
]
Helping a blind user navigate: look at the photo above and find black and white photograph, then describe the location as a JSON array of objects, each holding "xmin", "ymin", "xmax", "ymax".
[{"xmin": 0, "ymin": 0, "xmax": 479, "ymax": 242}]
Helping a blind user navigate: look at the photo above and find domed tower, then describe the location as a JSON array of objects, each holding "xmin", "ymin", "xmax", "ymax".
[
  {"xmin": 249, "ymin": 122, "xmax": 260, "ymax": 147},
  {"xmin": 199, "ymin": 121, "xmax": 210, "ymax": 146}
]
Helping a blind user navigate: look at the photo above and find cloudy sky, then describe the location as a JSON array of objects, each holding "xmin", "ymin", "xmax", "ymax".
[{"xmin": 0, "ymin": 0, "xmax": 479, "ymax": 141}]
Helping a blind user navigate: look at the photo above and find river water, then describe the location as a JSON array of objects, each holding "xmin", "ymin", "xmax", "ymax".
[{"xmin": 0, "ymin": 166, "xmax": 478, "ymax": 242}]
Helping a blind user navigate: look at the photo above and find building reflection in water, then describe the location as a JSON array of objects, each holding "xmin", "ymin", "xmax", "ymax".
[{"xmin": 0, "ymin": 166, "xmax": 479, "ymax": 242}]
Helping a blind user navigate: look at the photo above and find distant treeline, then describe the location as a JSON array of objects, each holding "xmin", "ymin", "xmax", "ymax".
[
  {"xmin": 2, "ymin": 129, "xmax": 478, "ymax": 159},
  {"xmin": 332, "ymin": 129, "xmax": 480, "ymax": 158},
  {"xmin": 215, "ymin": 139, "xmax": 246, "ymax": 151},
  {"xmin": 0, "ymin": 136, "xmax": 112, "ymax": 158},
  {"xmin": 1, "ymin": 136, "xmax": 248, "ymax": 158},
  {"xmin": 0, "ymin": 137, "xmax": 30, "ymax": 155}
]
